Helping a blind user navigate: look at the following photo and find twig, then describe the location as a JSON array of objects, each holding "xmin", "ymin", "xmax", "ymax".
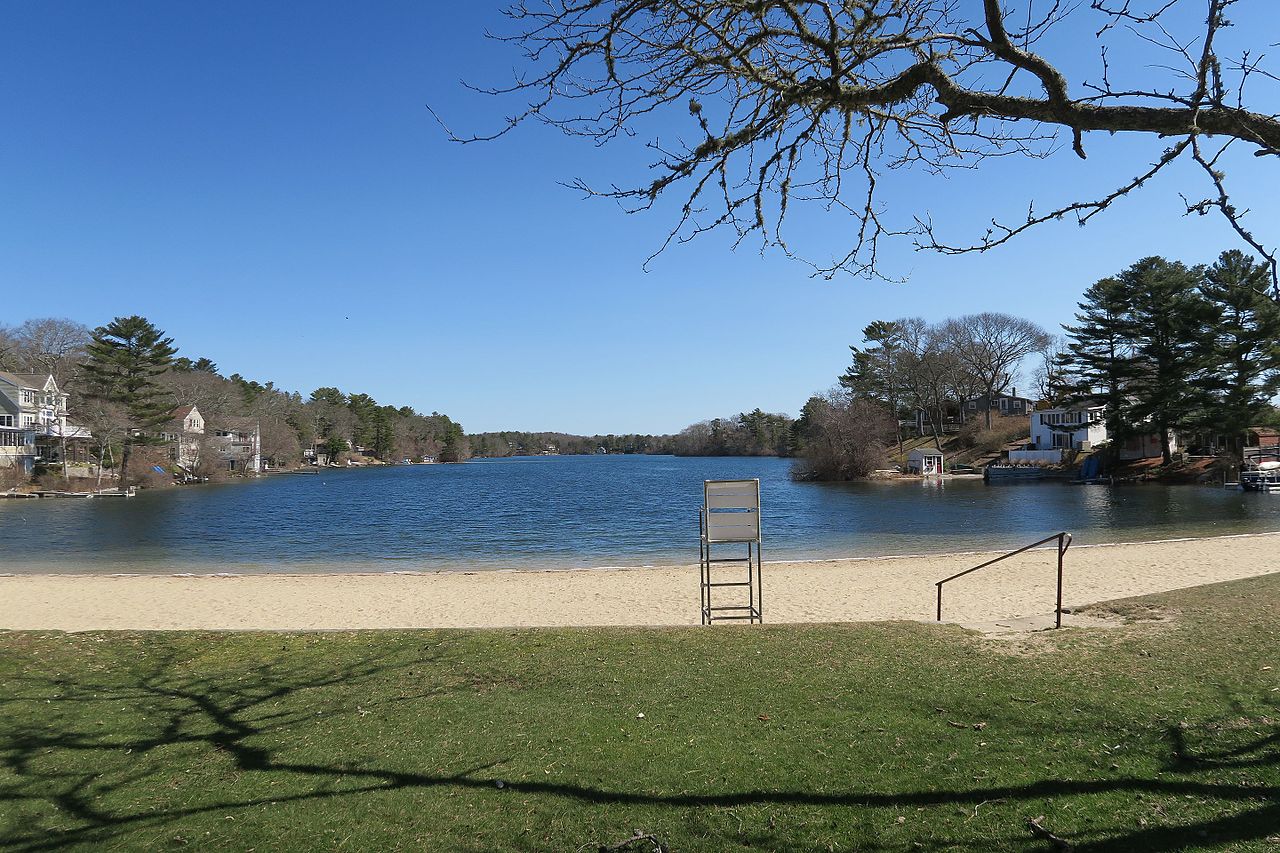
[
  {"xmin": 968, "ymin": 798, "xmax": 1006, "ymax": 820},
  {"xmin": 1028, "ymin": 816, "xmax": 1074, "ymax": 851}
]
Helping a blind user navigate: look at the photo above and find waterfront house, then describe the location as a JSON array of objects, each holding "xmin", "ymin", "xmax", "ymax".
[
  {"xmin": 156, "ymin": 406, "xmax": 260, "ymax": 473},
  {"xmin": 914, "ymin": 390, "xmax": 1034, "ymax": 435},
  {"xmin": 0, "ymin": 372, "xmax": 89, "ymax": 473},
  {"xmin": 1028, "ymin": 403, "xmax": 1179, "ymax": 461},
  {"xmin": 160, "ymin": 405, "xmax": 206, "ymax": 469},
  {"xmin": 961, "ymin": 390, "xmax": 1034, "ymax": 421},
  {"xmin": 1029, "ymin": 403, "xmax": 1107, "ymax": 454},
  {"xmin": 209, "ymin": 417, "xmax": 261, "ymax": 473},
  {"xmin": 0, "ymin": 373, "xmax": 39, "ymax": 474}
]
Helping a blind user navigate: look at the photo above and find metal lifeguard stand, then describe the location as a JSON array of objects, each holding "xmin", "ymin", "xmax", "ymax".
[{"xmin": 699, "ymin": 479, "xmax": 763, "ymax": 624}]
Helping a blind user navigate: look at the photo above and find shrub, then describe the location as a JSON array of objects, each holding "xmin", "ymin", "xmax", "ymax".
[
  {"xmin": 0, "ymin": 465, "xmax": 28, "ymax": 491},
  {"xmin": 793, "ymin": 392, "xmax": 897, "ymax": 481},
  {"xmin": 126, "ymin": 446, "xmax": 175, "ymax": 489}
]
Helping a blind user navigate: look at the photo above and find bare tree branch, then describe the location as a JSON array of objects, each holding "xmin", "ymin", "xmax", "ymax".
[{"xmin": 443, "ymin": 0, "xmax": 1280, "ymax": 295}]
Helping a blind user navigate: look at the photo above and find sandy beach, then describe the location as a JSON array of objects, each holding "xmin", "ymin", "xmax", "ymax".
[{"xmin": 2, "ymin": 531, "xmax": 1276, "ymax": 632}]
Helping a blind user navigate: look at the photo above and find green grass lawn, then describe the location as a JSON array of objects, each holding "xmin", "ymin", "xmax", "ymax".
[{"xmin": 1, "ymin": 576, "xmax": 1277, "ymax": 852}]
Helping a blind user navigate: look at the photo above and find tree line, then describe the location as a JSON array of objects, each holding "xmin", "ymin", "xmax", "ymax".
[
  {"xmin": 4, "ymin": 315, "xmax": 800, "ymax": 487},
  {"xmin": 1, "ymin": 315, "xmax": 467, "ymax": 483},
  {"xmin": 468, "ymin": 409, "xmax": 796, "ymax": 459},
  {"xmin": 468, "ymin": 431, "xmax": 664, "ymax": 458},
  {"xmin": 1058, "ymin": 251, "xmax": 1280, "ymax": 465}
]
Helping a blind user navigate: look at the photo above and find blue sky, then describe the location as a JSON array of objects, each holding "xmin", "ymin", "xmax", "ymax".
[{"xmin": 3, "ymin": 2, "xmax": 1277, "ymax": 434}]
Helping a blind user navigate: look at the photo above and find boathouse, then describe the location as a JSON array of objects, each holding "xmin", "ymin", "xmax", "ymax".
[{"xmin": 907, "ymin": 447, "xmax": 944, "ymax": 476}]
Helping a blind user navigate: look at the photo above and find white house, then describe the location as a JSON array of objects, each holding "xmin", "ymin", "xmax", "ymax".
[
  {"xmin": 0, "ymin": 374, "xmax": 39, "ymax": 474},
  {"xmin": 1030, "ymin": 404, "xmax": 1107, "ymax": 453},
  {"xmin": 0, "ymin": 372, "xmax": 78, "ymax": 474},
  {"xmin": 1028, "ymin": 403, "xmax": 1178, "ymax": 461}
]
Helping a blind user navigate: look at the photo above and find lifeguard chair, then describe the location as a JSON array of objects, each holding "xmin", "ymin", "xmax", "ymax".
[{"xmin": 699, "ymin": 479, "xmax": 763, "ymax": 624}]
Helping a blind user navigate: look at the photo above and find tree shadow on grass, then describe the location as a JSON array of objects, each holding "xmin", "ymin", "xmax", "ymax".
[{"xmin": 0, "ymin": 646, "xmax": 1276, "ymax": 852}]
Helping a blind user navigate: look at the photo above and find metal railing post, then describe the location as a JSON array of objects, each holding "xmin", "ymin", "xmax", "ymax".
[
  {"xmin": 934, "ymin": 532, "xmax": 1073, "ymax": 627},
  {"xmin": 1056, "ymin": 533, "xmax": 1065, "ymax": 629}
]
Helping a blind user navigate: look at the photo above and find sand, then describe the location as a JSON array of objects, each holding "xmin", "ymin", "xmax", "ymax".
[{"xmin": 1, "ymin": 532, "xmax": 1277, "ymax": 632}]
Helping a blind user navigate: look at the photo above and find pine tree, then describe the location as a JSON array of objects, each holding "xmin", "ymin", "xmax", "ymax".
[
  {"xmin": 1061, "ymin": 277, "xmax": 1136, "ymax": 462},
  {"xmin": 1122, "ymin": 257, "xmax": 1216, "ymax": 464},
  {"xmin": 81, "ymin": 315, "xmax": 177, "ymax": 484},
  {"xmin": 1200, "ymin": 250, "xmax": 1280, "ymax": 453},
  {"xmin": 839, "ymin": 320, "xmax": 905, "ymax": 448}
]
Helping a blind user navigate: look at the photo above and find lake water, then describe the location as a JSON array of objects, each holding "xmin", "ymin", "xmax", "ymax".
[{"xmin": 3, "ymin": 455, "xmax": 1279, "ymax": 574}]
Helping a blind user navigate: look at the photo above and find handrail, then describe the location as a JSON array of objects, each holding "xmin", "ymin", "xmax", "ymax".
[{"xmin": 935, "ymin": 532, "xmax": 1073, "ymax": 628}]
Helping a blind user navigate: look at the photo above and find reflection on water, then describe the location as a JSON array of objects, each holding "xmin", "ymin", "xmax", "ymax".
[{"xmin": 3, "ymin": 455, "xmax": 1279, "ymax": 574}]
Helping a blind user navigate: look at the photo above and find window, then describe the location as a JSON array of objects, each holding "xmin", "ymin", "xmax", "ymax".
[
  {"xmin": 21, "ymin": 390, "xmax": 34, "ymax": 404},
  {"xmin": 1052, "ymin": 432, "xmax": 1073, "ymax": 449},
  {"xmin": 0, "ymin": 415, "xmax": 11, "ymax": 427},
  {"xmin": 968, "ymin": 400, "xmax": 977, "ymax": 410},
  {"xmin": 1000, "ymin": 398, "xmax": 1009, "ymax": 410}
]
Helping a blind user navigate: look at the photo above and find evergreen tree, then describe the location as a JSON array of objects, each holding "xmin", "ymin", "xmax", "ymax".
[
  {"xmin": 839, "ymin": 320, "xmax": 905, "ymax": 448},
  {"xmin": 840, "ymin": 321, "xmax": 903, "ymax": 406},
  {"xmin": 1061, "ymin": 277, "xmax": 1136, "ymax": 462},
  {"xmin": 81, "ymin": 315, "xmax": 177, "ymax": 484},
  {"xmin": 309, "ymin": 387, "xmax": 346, "ymax": 406},
  {"xmin": 438, "ymin": 420, "xmax": 469, "ymax": 463},
  {"xmin": 1122, "ymin": 257, "xmax": 1216, "ymax": 464},
  {"xmin": 1200, "ymin": 250, "xmax": 1280, "ymax": 452}
]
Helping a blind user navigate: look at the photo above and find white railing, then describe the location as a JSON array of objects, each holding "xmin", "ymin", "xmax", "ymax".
[{"xmin": 1008, "ymin": 449, "xmax": 1064, "ymax": 464}]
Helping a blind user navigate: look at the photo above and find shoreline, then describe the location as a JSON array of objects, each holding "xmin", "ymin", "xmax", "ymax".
[
  {"xmin": 4, "ymin": 529, "xmax": 1277, "ymax": 580},
  {"xmin": 1, "ymin": 531, "xmax": 1277, "ymax": 631}
]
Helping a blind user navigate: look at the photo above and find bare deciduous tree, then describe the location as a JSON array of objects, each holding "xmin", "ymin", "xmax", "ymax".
[
  {"xmin": 1031, "ymin": 334, "xmax": 1073, "ymax": 406},
  {"xmin": 942, "ymin": 312, "xmax": 1049, "ymax": 427},
  {"xmin": 448, "ymin": 0, "xmax": 1279, "ymax": 293},
  {"xmin": 0, "ymin": 326, "xmax": 20, "ymax": 372},
  {"xmin": 11, "ymin": 318, "xmax": 91, "ymax": 388},
  {"xmin": 75, "ymin": 398, "xmax": 131, "ymax": 492}
]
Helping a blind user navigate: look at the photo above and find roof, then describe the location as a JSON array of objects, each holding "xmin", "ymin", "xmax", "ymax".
[
  {"xmin": 0, "ymin": 371, "xmax": 56, "ymax": 391},
  {"xmin": 1036, "ymin": 400, "xmax": 1107, "ymax": 414},
  {"xmin": 908, "ymin": 447, "xmax": 944, "ymax": 457},
  {"xmin": 965, "ymin": 392, "xmax": 1034, "ymax": 404},
  {"xmin": 169, "ymin": 404, "xmax": 199, "ymax": 421}
]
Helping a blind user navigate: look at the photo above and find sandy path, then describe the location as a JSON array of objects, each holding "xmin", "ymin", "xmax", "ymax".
[{"xmin": 1, "ymin": 532, "xmax": 1277, "ymax": 632}]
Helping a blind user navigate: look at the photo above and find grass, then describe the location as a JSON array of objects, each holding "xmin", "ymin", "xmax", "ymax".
[{"xmin": 1, "ymin": 576, "xmax": 1277, "ymax": 851}]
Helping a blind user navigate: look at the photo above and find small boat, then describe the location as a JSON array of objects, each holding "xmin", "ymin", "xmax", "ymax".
[
  {"xmin": 1240, "ymin": 467, "xmax": 1280, "ymax": 492},
  {"xmin": 1241, "ymin": 461, "xmax": 1280, "ymax": 491}
]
